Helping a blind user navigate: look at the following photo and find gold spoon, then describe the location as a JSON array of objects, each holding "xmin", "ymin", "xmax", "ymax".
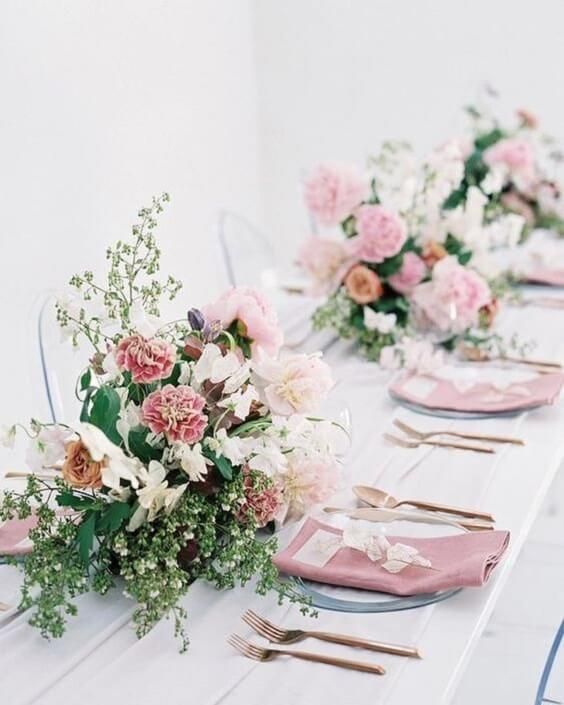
[{"xmin": 353, "ymin": 485, "xmax": 495, "ymax": 524}]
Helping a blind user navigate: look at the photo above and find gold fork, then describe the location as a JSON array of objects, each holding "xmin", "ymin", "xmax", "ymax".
[
  {"xmin": 242, "ymin": 609, "xmax": 421, "ymax": 658},
  {"xmin": 228, "ymin": 634, "xmax": 386, "ymax": 675},
  {"xmin": 393, "ymin": 419, "xmax": 524, "ymax": 446},
  {"xmin": 384, "ymin": 432, "xmax": 495, "ymax": 454}
]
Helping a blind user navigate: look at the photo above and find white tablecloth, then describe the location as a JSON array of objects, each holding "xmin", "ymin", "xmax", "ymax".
[{"xmin": 1, "ymin": 288, "xmax": 564, "ymax": 705}]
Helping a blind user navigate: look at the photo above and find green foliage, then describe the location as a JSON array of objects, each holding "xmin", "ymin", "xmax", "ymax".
[
  {"xmin": 202, "ymin": 447, "xmax": 234, "ymax": 480},
  {"xmin": 87, "ymin": 386, "xmax": 121, "ymax": 445},
  {"xmin": 128, "ymin": 426, "xmax": 162, "ymax": 463}
]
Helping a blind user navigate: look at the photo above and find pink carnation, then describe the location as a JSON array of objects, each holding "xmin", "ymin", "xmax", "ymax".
[
  {"xmin": 203, "ymin": 287, "xmax": 283, "ymax": 358},
  {"xmin": 352, "ymin": 205, "xmax": 407, "ymax": 263},
  {"xmin": 388, "ymin": 252, "xmax": 427, "ymax": 294},
  {"xmin": 237, "ymin": 470, "xmax": 283, "ymax": 528},
  {"xmin": 483, "ymin": 138, "xmax": 535, "ymax": 176},
  {"xmin": 410, "ymin": 256, "xmax": 491, "ymax": 334},
  {"xmin": 115, "ymin": 335, "xmax": 176, "ymax": 383},
  {"xmin": 297, "ymin": 236, "xmax": 357, "ymax": 295},
  {"xmin": 304, "ymin": 163, "xmax": 370, "ymax": 227},
  {"xmin": 142, "ymin": 384, "xmax": 207, "ymax": 444}
]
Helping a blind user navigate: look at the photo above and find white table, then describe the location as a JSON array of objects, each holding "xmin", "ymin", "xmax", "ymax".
[{"xmin": 1, "ymin": 288, "xmax": 563, "ymax": 705}]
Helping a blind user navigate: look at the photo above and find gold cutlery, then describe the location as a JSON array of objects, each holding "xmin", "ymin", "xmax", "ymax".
[
  {"xmin": 242, "ymin": 609, "xmax": 421, "ymax": 658},
  {"xmin": 324, "ymin": 505, "xmax": 493, "ymax": 532},
  {"xmin": 393, "ymin": 419, "xmax": 524, "ymax": 446},
  {"xmin": 353, "ymin": 485, "xmax": 495, "ymax": 523},
  {"xmin": 228, "ymin": 633, "xmax": 386, "ymax": 674},
  {"xmin": 384, "ymin": 432, "xmax": 495, "ymax": 454},
  {"xmin": 522, "ymin": 297, "xmax": 564, "ymax": 310}
]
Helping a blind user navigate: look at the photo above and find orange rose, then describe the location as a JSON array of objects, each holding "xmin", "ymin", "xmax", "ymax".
[
  {"xmin": 62, "ymin": 439, "xmax": 104, "ymax": 489},
  {"xmin": 344, "ymin": 265, "xmax": 383, "ymax": 304},
  {"xmin": 422, "ymin": 241, "xmax": 448, "ymax": 268}
]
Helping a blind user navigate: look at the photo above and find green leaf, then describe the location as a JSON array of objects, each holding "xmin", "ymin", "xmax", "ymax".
[
  {"xmin": 474, "ymin": 127, "xmax": 504, "ymax": 151},
  {"xmin": 77, "ymin": 511, "xmax": 96, "ymax": 564},
  {"xmin": 202, "ymin": 447, "xmax": 234, "ymax": 480},
  {"xmin": 56, "ymin": 491, "xmax": 97, "ymax": 511},
  {"xmin": 96, "ymin": 501, "xmax": 131, "ymax": 533},
  {"xmin": 80, "ymin": 369, "xmax": 92, "ymax": 392},
  {"xmin": 89, "ymin": 386, "xmax": 122, "ymax": 445},
  {"xmin": 79, "ymin": 386, "xmax": 97, "ymax": 423},
  {"xmin": 457, "ymin": 250, "xmax": 473, "ymax": 266},
  {"xmin": 128, "ymin": 426, "xmax": 161, "ymax": 463},
  {"xmin": 443, "ymin": 187, "xmax": 466, "ymax": 211},
  {"xmin": 376, "ymin": 252, "xmax": 404, "ymax": 278}
]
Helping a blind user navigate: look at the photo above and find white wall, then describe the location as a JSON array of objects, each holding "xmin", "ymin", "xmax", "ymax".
[
  {"xmin": 0, "ymin": 0, "xmax": 260, "ymax": 451},
  {"xmin": 252, "ymin": 0, "xmax": 564, "ymax": 259}
]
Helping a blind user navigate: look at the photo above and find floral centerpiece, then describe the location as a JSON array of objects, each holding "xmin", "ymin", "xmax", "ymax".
[
  {"xmin": 298, "ymin": 148, "xmax": 507, "ymax": 364},
  {"xmin": 0, "ymin": 195, "xmax": 339, "ymax": 650},
  {"xmin": 444, "ymin": 98, "xmax": 564, "ymax": 238}
]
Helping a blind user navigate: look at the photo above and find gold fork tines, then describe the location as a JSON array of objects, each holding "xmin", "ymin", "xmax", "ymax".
[
  {"xmin": 393, "ymin": 419, "xmax": 524, "ymax": 446},
  {"xmin": 242, "ymin": 610, "xmax": 421, "ymax": 658},
  {"xmin": 228, "ymin": 633, "xmax": 386, "ymax": 674},
  {"xmin": 384, "ymin": 432, "xmax": 495, "ymax": 454}
]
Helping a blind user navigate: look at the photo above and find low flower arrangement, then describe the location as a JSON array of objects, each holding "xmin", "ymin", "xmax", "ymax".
[
  {"xmin": 0, "ymin": 195, "xmax": 340, "ymax": 650},
  {"xmin": 445, "ymin": 99, "xmax": 564, "ymax": 238},
  {"xmin": 298, "ymin": 152, "xmax": 509, "ymax": 364}
]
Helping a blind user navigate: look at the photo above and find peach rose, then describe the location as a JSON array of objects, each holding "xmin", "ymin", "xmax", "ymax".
[
  {"xmin": 344, "ymin": 265, "xmax": 383, "ymax": 304},
  {"xmin": 62, "ymin": 439, "xmax": 104, "ymax": 489},
  {"xmin": 422, "ymin": 241, "xmax": 448, "ymax": 268}
]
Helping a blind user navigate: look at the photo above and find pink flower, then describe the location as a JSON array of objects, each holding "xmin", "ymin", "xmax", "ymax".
[
  {"xmin": 297, "ymin": 236, "xmax": 357, "ymax": 295},
  {"xmin": 483, "ymin": 138, "xmax": 535, "ymax": 177},
  {"xmin": 352, "ymin": 205, "xmax": 407, "ymax": 263},
  {"xmin": 142, "ymin": 385, "xmax": 207, "ymax": 444},
  {"xmin": 304, "ymin": 163, "xmax": 370, "ymax": 226},
  {"xmin": 410, "ymin": 256, "xmax": 491, "ymax": 334},
  {"xmin": 280, "ymin": 458, "xmax": 340, "ymax": 517},
  {"xmin": 115, "ymin": 335, "xmax": 176, "ymax": 383},
  {"xmin": 254, "ymin": 352, "xmax": 334, "ymax": 416},
  {"xmin": 237, "ymin": 470, "xmax": 283, "ymax": 528},
  {"xmin": 203, "ymin": 287, "xmax": 283, "ymax": 358},
  {"xmin": 388, "ymin": 252, "xmax": 427, "ymax": 294},
  {"xmin": 344, "ymin": 265, "xmax": 383, "ymax": 304}
]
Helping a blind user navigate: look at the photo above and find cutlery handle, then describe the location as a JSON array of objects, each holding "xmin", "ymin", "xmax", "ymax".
[
  {"xmin": 279, "ymin": 648, "xmax": 386, "ymax": 674},
  {"xmin": 309, "ymin": 631, "xmax": 421, "ymax": 658},
  {"xmin": 422, "ymin": 439, "xmax": 494, "ymax": 454},
  {"xmin": 405, "ymin": 499, "xmax": 494, "ymax": 523},
  {"xmin": 443, "ymin": 430, "xmax": 524, "ymax": 446}
]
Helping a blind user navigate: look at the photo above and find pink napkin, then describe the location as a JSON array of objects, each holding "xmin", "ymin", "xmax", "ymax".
[
  {"xmin": 0, "ymin": 516, "xmax": 37, "ymax": 556},
  {"xmin": 274, "ymin": 518, "xmax": 510, "ymax": 595},
  {"xmin": 390, "ymin": 372, "xmax": 564, "ymax": 413},
  {"xmin": 525, "ymin": 267, "xmax": 564, "ymax": 287}
]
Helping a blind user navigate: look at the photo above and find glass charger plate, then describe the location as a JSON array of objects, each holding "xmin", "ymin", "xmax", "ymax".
[
  {"xmin": 388, "ymin": 388, "xmax": 540, "ymax": 420},
  {"xmin": 290, "ymin": 577, "xmax": 461, "ymax": 613}
]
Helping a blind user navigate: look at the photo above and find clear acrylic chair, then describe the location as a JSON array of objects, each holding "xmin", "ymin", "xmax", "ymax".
[
  {"xmin": 217, "ymin": 210, "xmax": 279, "ymax": 291},
  {"xmin": 35, "ymin": 293, "xmax": 85, "ymax": 425},
  {"xmin": 535, "ymin": 620, "xmax": 563, "ymax": 705}
]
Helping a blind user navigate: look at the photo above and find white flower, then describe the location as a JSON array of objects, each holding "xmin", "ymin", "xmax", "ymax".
[
  {"xmin": 178, "ymin": 361, "xmax": 192, "ymax": 385},
  {"xmin": 342, "ymin": 524, "xmax": 431, "ymax": 573},
  {"xmin": 204, "ymin": 429, "xmax": 250, "ymax": 466},
  {"xmin": 247, "ymin": 437, "xmax": 288, "ymax": 476},
  {"xmin": 223, "ymin": 361, "xmax": 251, "ymax": 394},
  {"xmin": 0, "ymin": 425, "xmax": 16, "ymax": 449},
  {"xmin": 480, "ymin": 164, "xmax": 507, "ymax": 195},
  {"xmin": 402, "ymin": 338, "xmax": 445, "ymax": 375},
  {"xmin": 381, "ymin": 542, "xmax": 432, "ymax": 574},
  {"xmin": 217, "ymin": 385, "xmax": 259, "ymax": 420},
  {"xmin": 102, "ymin": 349, "xmax": 122, "ymax": 381},
  {"xmin": 26, "ymin": 424, "xmax": 74, "ymax": 472},
  {"xmin": 128, "ymin": 461, "xmax": 187, "ymax": 531},
  {"xmin": 193, "ymin": 344, "xmax": 241, "ymax": 386},
  {"xmin": 79, "ymin": 422, "xmax": 143, "ymax": 490},
  {"xmin": 129, "ymin": 300, "xmax": 161, "ymax": 338},
  {"xmin": 363, "ymin": 308, "xmax": 397, "ymax": 334},
  {"xmin": 116, "ymin": 399, "xmax": 142, "ymax": 451},
  {"xmin": 176, "ymin": 442, "xmax": 209, "ymax": 482}
]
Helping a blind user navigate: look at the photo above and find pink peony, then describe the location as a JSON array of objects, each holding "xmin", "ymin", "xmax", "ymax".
[
  {"xmin": 203, "ymin": 287, "xmax": 283, "ymax": 358},
  {"xmin": 254, "ymin": 352, "xmax": 334, "ymax": 416},
  {"xmin": 304, "ymin": 163, "xmax": 370, "ymax": 227},
  {"xmin": 297, "ymin": 236, "xmax": 357, "ymax": 295},
  {"xmin": 352, "ymin": 205, "xmax": 407, "ymax": 263},
  {"xmin": 237, "ymin": 470, "xmax": 283, "ymax": 528},
  {"xmin": 410, "ymin": 256, "xmax": 491, "ymax": 334},
  {"xmin": 115, "ymin": 335, "xmax": 176, "ymax": 383},
  {"xmin": 483, "ymin": 138, "xmax": 535, "ymax": 176},
  {"xmin": 142, "ymin": 384, "xmax": 207, "ymax": 444},
  {"xmin": 388, "ymin": 252, "xmax": 427, "ymax": 294},
  {"xmin": 281, "ymin": 458, "xmax": 340, "ymax": 517}
]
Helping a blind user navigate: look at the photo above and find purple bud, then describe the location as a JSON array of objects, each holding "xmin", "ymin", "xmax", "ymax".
[{"xmin": 187, "ymin": 308, "xmax": 205, "ymax": 331}]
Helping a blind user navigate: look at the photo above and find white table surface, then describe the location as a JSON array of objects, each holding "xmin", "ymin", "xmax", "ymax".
[{"xmin": 1, "ymin": 287, "xmax": 564, "ymax": 705}]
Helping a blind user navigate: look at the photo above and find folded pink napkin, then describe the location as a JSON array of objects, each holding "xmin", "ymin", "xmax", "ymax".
[
  {"xmin": 0, "ymin": 516, "xmax": 37, "ymax": 556},
  {"xmin": 390, "ymin": 371, "xmax": 564, "ymax": 413},
  {"xmin": 274, "ymin": 518, "xmax": 509, "ymax": 595},
  {"xmin": 525, "ymin": 268, "xmax": 564, "ymax": 287}
]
